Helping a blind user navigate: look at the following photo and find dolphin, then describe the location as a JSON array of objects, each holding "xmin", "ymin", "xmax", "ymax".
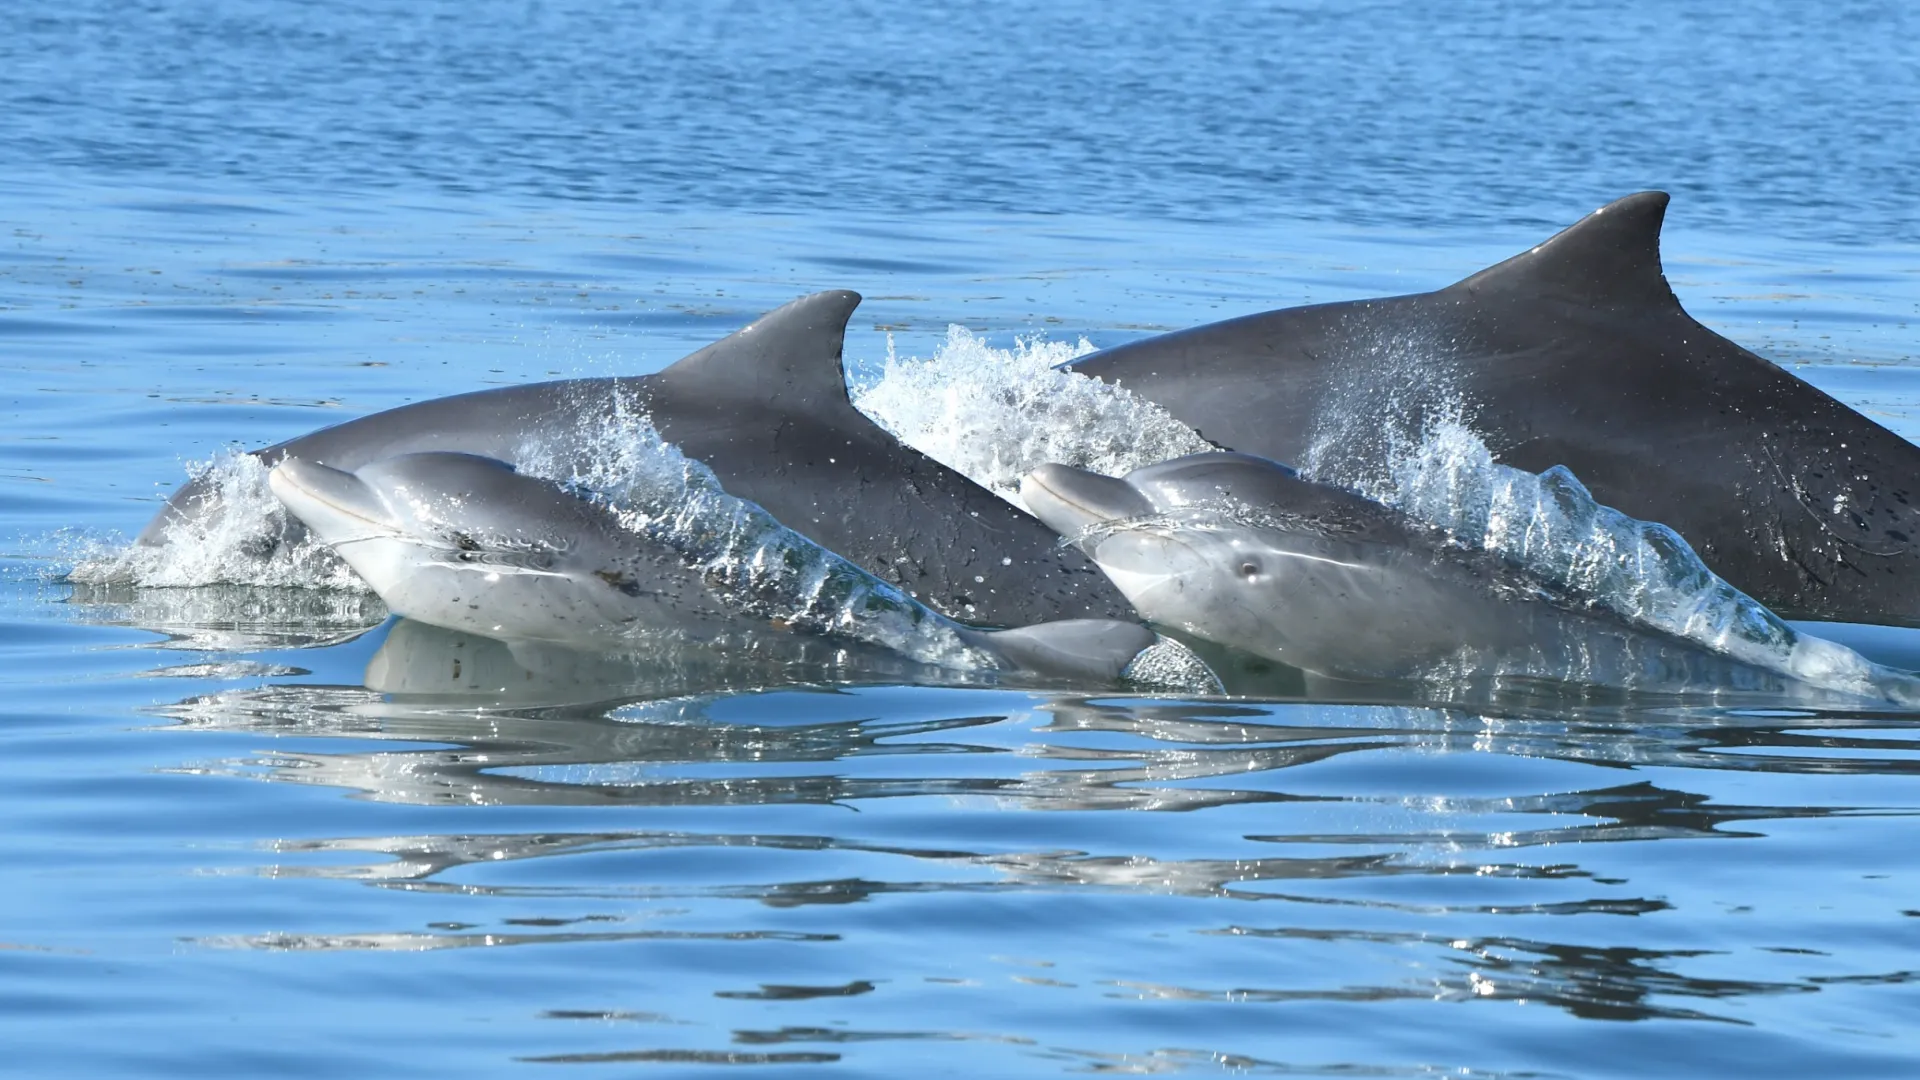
[
  {"xmin": 1019, "ymin": 451, "xmax": 1831, "ymax": 695},
  {"xmin": 141, "ymin": 291, "xmax": 1133, "ymax": 627},
  {"xmin": 267, "ymin": 449, "xmax": 1160, "ymax": 682},
  {"xmin": 1069, "ymin": 193, "xmax": 1920, "ymax": 625}
]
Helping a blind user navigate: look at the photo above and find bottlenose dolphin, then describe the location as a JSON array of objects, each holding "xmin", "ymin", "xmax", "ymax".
[
  {"xmin": 268, "ymin": 449, "xmax": 1159, "ymax": 681},
  {"xmin": 1020, "ymin": 452, "xmax": 1824, "ymax": 694},
  {"xmin": 141, "ymin": 291, "xmax": 1132, "ymax": 627},
  {"xmin": 1070, "ymin": 193, "xmax": 1920, "ymax": 625}
]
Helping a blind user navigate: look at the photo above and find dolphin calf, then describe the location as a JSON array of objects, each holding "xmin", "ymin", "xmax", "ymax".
[
  {"xmin": 141, "ymin": 291, "xmax": 1132, "ymax": 627},
  {"xmin": 1070, "ymin": 193, "xmax": 1920, "ymax": 625},
  {"xmin": 268, "ymin": 449, "xmax": 1160, "ymax": 681},
  {"xmin": 1019, "ymin": 452, "xmax": 1905, "ymax": 697}
]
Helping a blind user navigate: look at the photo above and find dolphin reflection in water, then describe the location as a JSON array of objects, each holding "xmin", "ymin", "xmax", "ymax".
[{"xmin": 164, "ymin": 613, "xmax": 1917, "ymax": 1032}]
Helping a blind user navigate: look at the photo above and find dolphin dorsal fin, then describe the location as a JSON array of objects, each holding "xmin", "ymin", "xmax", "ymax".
[
  {"xmin": 657, "ymin": 290, "xmax": 863, "ymax": 407},
  {"xmin": 1449, "ymin": 191, "xmax": 1677, "ymax": 309}
]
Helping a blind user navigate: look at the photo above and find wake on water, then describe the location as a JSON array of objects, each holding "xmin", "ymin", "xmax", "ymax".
[{"xmin": 62, "ymin": 325, "xmax": 1920, "ymax": 702}]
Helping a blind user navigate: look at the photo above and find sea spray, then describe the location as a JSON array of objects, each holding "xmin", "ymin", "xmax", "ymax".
[
  {"xmin": 852, "ymin": 326, "xmax": 1213, "ymax": 509},
  {"xmin": 517, "ymin": 397, "xmax": 1209, "ymax": 687},
  {"xmin": 865, "ymin": 333, "xmax": 1918, "ymax": 699},
  {"xmin": 62, "ymin": 330, "xmax": 1911, "ymax": 699},
  {"xmin": 514, "ymin": 392, "xmax": 990, "ymax": 669},
  {"xmin": 69, "ymin": 448, "xmax": 361, "ymax": 590},
  {"xmin": 1333, "ymin": 411, "xmax": 1919, "ymax": 701}
]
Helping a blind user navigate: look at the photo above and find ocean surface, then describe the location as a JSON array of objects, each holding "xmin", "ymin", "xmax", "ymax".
[{"xmin": 3, "ymin": 1, "xmax": 1919, "ymax": 1076}]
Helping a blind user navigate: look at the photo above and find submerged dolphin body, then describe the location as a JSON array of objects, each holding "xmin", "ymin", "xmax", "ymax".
[
  {"xmin": 268, "ymin": 450, "xmax": 1159, "ymax": 681},
  {"xmin": 1070, "ymin": 193, "xmax": 1920, "ymax": 624},
  {"xmin": 140, "ymin": 291, "xmax": 1131, "ymax": 627},
  {"xmin": 1020, "ymin": 452, "xmax": 1810, "ymax": 694}
]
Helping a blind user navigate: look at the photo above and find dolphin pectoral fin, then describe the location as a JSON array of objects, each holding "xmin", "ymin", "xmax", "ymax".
[{"xmin": 967, "ymin": 618, "xmax": 1159, "ymax": 681}]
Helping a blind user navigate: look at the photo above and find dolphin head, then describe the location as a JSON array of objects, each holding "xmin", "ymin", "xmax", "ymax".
[
  {"xmin": 1022, "ymin": 453, "xmax": 1436, "ymax": 674},
  {"xmin": 269, "ymin": 452, "xmax": 728, "ymax": 641},
  {"xmin": 269, "ymin": 452, "xmax": 582, "ymax": 577}
]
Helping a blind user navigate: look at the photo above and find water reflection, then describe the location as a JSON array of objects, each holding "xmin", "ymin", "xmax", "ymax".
[
  {"xmin": 201, "ymin": 923, "xmax": 836, "ymax": 953},
  {"xmin": 358, "ymin": 616, "xmax": 1005, "ymax": 704},
  {"xmin": 1152, "ymin": 926, "xmax": 1816, "ymax": 1024},
  {"xmin": 158, "ymin": 619, "xmax": 1920, "ymax": 811},
  {"xmin": 142, "ymin": 616, "xmax": 1920, "ymax": 1045},
  {"xmin": 64, "ymin": 581, "xmax": 386, "ymax": 651}
]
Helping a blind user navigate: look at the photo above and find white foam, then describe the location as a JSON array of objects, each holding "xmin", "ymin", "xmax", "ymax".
[
  {"xmin": 515, "ymin": 393, "xmax": 993, "ymax": 670},
  {"xmin": 61, "ymin": 400, "xmax": 999, "ymax": 672},
  {"xmin": 852, "ymin": 326, "xmax": 1214, "ymax": 510},
  {"xmin": 68, "ymin": 448, "xmax": 361, "ymax": 590},
  {"xmin": 1122, "ymin": 635, "xmax": 1225, "ymax": 693},
  {"xmin": 1334, "ymin": 412, "xmax": 1920, "ymax": 702},
  {"xmin": 851, "ymin": 328, "xmax": 1920, "ymax": 696},
  {"xmin": 67, "ymin": 329, "xmax": 1914, "ymax": 700}
]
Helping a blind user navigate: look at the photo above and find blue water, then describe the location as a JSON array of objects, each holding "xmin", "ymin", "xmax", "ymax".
[{"xmin": 4, "ymin": 1, "xmax": 1920, "ymax": 1076}]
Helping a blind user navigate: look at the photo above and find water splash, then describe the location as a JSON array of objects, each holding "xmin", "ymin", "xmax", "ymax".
[
  {"xmin": 1332, "ymin": 411, "xmax": 1920, "ymax": 701},
  {"xmin": 56, "ymin": 330, "xmax": 1908, "ymax": 698},
  {"xmin": 67, "ymin": 448, "xmax": 360, "ymax": 590},
  {"xmin": 852, "ymin": 326, "xmax": 1213, "ymax": 509},
  {"xmin": 1121, "ymin": 636, "xmax": 1225, "ymax": 694},
  {"xmin": 61, "ymin": 397, "xmax": 991, "ymax": 667},
  {"xmin": 506, "ymin": 392, "xmax": 998, "ymax": 669},
  {"xmin": 855, "ymin": 330, "xmax": 1914, "ymax": 698}
]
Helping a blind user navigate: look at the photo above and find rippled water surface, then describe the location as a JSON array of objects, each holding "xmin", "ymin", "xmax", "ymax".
[{"xmin": 4, "ymin": 1, "xmax": 1920, "ymax": 1076}]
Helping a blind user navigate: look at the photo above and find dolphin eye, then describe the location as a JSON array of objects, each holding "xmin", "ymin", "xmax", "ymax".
[{"xmin": 1239, "ymin": 560, "xmax": 1261, "ymax": 580}]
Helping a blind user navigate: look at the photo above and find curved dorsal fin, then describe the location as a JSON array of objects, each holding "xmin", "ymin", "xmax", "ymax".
[
  {"xmin": 657, "ymin": 289, "xmax": 863, "ymax": 407},
  {"xmin": 1449, "ymin": 191, "xmax": 1677, "ymax": 309}
]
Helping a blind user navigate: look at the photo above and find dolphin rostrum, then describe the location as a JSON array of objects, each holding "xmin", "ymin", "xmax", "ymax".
[
  {"xmin": 140, "ymin": 291, "xmax": 1132, "ymax": 627},
  {"xmin": 1070, "ymin": 193, "xmax": 1920, "ymax": 625},
  {"xmin": 1020, "ymin": 452, "xmax": 1913, "ymax": 699},
  {"xmin": 268, "ymin": 449, "xmax": 1160, "ymax": 681}
]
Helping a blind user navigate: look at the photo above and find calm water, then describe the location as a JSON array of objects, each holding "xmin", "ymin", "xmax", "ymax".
[{"xmin": 4, "ymin": 1, "xmax": 1920, "ymax": 1076}]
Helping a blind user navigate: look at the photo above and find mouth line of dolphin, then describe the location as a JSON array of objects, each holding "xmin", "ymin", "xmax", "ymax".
[
  {"xmin": 1019, "ymin": 467, "xmax": 1111, "ymax": 533},
  {"xmin": 267, "ymin": 457, "xmax": 400, "ymax": 545},
  {"xmin": 275, "ymin": 475, "xmax": 571, "ymax": 579},
  {"xmin": 1020, "ymin": 464, "xmax": 1157, "ymax": 540}
]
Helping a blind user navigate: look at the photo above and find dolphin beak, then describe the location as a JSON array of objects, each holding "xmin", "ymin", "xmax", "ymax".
[
  {"xmin": 268, "ymin": 456, "xmax": 397, "ymax": 545},
  {"xmin": 1020, "ymin": 464, "xmax": 1156, "ymax": 540}
]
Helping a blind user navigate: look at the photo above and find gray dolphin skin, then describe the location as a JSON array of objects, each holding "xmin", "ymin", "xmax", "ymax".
[
  {"xmin": 268, "ymin": 450, "xmax": 1157, "ymax": 681},
  {"xmin": 268, "ymin": 452, "xmax": 740, "ymax": 641},
  {"xmin": 1070, "ymin": 193, "xmax": 1920, "ymax": 625},
  {"xmin": 1021, "ymin": 452, "xmax": 1791, "ymax": 692},
  {"xmin": 141, "ymin": 291, "xmax": 1132, "ymax": 627}
]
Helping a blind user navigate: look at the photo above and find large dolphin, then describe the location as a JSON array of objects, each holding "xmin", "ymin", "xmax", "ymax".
[
  {"xmin": 1019, "ymin": 452, "xmax": 1910, "ymax": 699},
  {"xmin": 1070, "ymin": 193, "xmax": 1920, "ymax": 625},
  {"xmin": 141, "ymin": 291, "xmax": 1131, "ymax": 627},
  {"xmin": 268, "ymin": 449, "xmax": 1160, "ymax": 681}
]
